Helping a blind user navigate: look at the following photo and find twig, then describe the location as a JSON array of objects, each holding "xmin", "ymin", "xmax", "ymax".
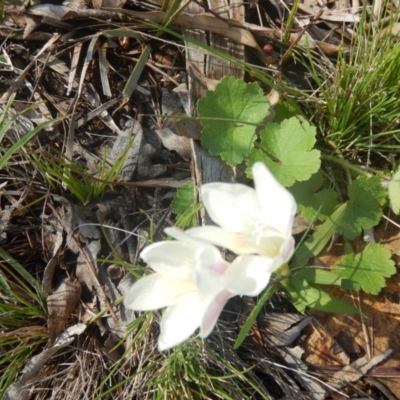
[{"xmin": 0, "ymin": 34, "xmax": 60, "ymax": 104}]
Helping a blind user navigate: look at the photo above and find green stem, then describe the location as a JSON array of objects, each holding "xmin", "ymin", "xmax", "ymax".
[
  {"xmin": 284, "ymin": 0, "xmax": 299, "ymax": 42},
  {"xmin": 321, "ymin": 153, "xmax": 378, "ymax": 177}
]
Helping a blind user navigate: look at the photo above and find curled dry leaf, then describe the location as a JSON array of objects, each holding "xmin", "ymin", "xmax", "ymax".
[
  {"xmin": 110, "ymin": 120, "xmax": 143, "ymax": 181},
  {"xmin": 174, "ymin": 118, "xmax": 202, "ymax": 140},
  {"xmin": 75, "ymin": 239, "xmax": 101, "ymax": 293},
  {"xmin": 328, "ymin": 350, "xmax": 393, "ymax": 389},
  {"xmin": 156, "ymin": 127, "xmax": 192, "ymax": 159},
  {"xmin": 47, "ymin": 277, "xmax": 82, "ymax": 344},
  {"xmin": 261, "ymin": 313, "xmax": 312, "ymax": 347}
]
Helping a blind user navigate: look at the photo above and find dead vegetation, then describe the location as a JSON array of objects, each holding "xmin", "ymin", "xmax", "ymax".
[{"xmin": 1, "ymin": 0, "xmax": 400, "ymax": 398}]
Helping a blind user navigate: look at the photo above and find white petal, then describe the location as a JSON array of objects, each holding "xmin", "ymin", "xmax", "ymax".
[
  {"xmin": 165, "ymin": 227, "xmax": 210, "ymax": 245},
  {"xmin": 200, "ymin": 290, "xmax": 232, "ymax": 338},
  {"xmin": 124, "ymin": 273, "xmax": 196, "ymax": 311},
  {"xmin": 253, "ymin": 162, "xmax": 297, "ymax": 237},
  {"xmin": 279, "ymin": 235, "xmax": 295, "ymax": 263},
  {"xmin": 185, "ymin": 226, "xmax": 264, "ymax": 255},
  {"xmin": 201, "ymin": 182, "xmax": 262, "ymax": 234},
  {"xmin": 158, "ymin": 293, "xmax": 208, "ymax": 351},
  {"xmin": 224, "ymin": 255, "xmax": 277, "ymax": 297},
  {"xmin": 141, "ymin": 241, "xmax": 204, "ymax": 278},
  {"xmin": 194, "ymin": 245, "xmax": 228, "ymax": 297}
]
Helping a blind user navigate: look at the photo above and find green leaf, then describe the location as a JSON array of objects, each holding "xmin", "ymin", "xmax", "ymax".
[
  {"xmin": 0, "ymin": 118, "xmax": 62, "ymax": 171},
  {"xmin": 291, "ymin": 203, "xmax": 347, "ymax": 269},
  {"xmin": 388, "ymin": 167, "xmax": 400, "ymax": 214},
  {"xmin": 0, "ymin": 248, "xmax": 41, "ymax": 292},
  {"xmin": 293, "ymin": 268, "xmax": 343, "ymax": 286},
  {"xmin": 333, "ymin": 243, "xmax": 396, "ymax": 295},
  {"xmin": 233, "ymin": 284, "xmax": 278, "ymax": 349},
  {"xmin": 281, "ymin": 277, "xmax": 359, "ymax": 314},
  {"xmin": 290, "ymin": 171, "xmax": 339, "ymax": 222},
  {"xmin": 247, "ymin": 117, "xmax": 321, "ymax": 186},
  {"xmin": 0, "ymin": 270, "xmax": 14, "ymax": 299},
  {"xmin": 340, "ymin": 278, "xmax": 361, "ymax": 291},
  {"xmin": 273, "ymin": 99, "xmax": 306, "ymax": 124},
  {"xmin": 171, "ymin": 182, "xmax": 198, "ymax": 228},
  {"xmin": 336, "ymin": 176, "xmax": 387, "ymax": 239},
  {"xmin": 198, "ymin": 76, "xmax": 270, "ymax": 166},
  {"xmin": 123, "ymin": 43, "xmax": 151, "ymax": 99},
  {"xmin": 104, "ymin": 29, "xmax": 145, "ymax": 42}
]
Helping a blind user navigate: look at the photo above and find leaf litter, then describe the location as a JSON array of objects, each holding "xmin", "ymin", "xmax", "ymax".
[{"xmin": 0, "ymin": 0, "xmax": 400, "ymax": 398}]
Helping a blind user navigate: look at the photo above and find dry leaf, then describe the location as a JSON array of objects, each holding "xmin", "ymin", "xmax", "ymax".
[
  {"xmin": 277, "ymin": 346, "xmax": 327, "ymax": 399},
  {"xmin": 4, "ymin": 323, "xmax": 86, "ymax": 400},
  {"xmin": 328, "ymin": 350, "xmax": 393, "ymax": 389},
  {"xmin": 173, "ymin": 118, "xmax": 202, "ymax": 140},
  {"xmin": 156, "ymin": 127, "xmax": 192, "ymax": 159},
  {"xmin": 110, "ymin": 120, "xmax": 143, "ymax": 181},
  {"xmin": 261, "ymin": 313, "xmax": 312, "ymax": 346},
  {"xmin": 47, "ymin": 277, "xmax": 82, "ymax": 344},
  {"xmin": 75, "ymin": 239, "xmax": 101, "ymax": 294},
  {"xmin": 103, "ymin": 10, "xmax": 263, "ymax": 52},
  {"xmin": 92, "ymin": 0, "xmax": 126, "ymax": 8}
]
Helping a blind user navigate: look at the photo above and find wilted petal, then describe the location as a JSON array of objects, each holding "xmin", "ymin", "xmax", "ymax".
[
  {"xmin": 124, "ymin": 273, "xmax": 196, "ymax": 311},
  {"xmin": 201, "ymin": 182, "xmax": 262, "ymax": 234},
  {"xmin": 200, "ymin": 290, "xmax": 232, "ymax": 338},
  {"xmin": 158, "ymin": 293, "xmax": 207, "ymax": 351},
  {"xmin": 253, "ymin": 162, "xmax": 297, "ymax": 237},
  {"xmin": 224, "ymin": 255, "xmax": 276, "ymax": 296}
]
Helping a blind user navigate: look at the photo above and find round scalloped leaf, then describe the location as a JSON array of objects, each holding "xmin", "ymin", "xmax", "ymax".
[
  {"xmin": 333, "ymin": 244, "xmax": 396, "ymax": 295},
  {"xmin": 336, "ymin": 176, "xmax": 387, "ymax": 239},
  {"xmin": 247, "ymin": 117, "xmax": 320, "ymax": 186},
  {"xmin": 198, "ymin": 76, "xmax": 270, "ymax": 166},
  {"xmin": 290, "ymin": 171, "xmax": 339, "ymax": 222}
]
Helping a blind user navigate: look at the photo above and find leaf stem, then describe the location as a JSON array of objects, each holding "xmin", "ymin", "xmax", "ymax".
[{"xmin": 321, "ymin": 153, "xmax": 377, "ymax": 177}]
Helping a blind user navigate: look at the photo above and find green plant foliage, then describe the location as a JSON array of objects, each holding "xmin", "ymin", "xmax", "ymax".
[
  {"xmin": 171, "ymin": 181, "xmax": 199, "ymax": 228},
  {"xmin": 30, "ymin": 143, "xmax": 129, "ymax": 205},
  {"xmin": 291, "ymin": 203, "xmax": 347, "ymax": 269},
  {"xmin": 0, "ymin": 96, "xmax": 62, "ymax": 170},
  {"xmin": 304, "ymin": 13, "xmax": 400, "ymax": 155},
  {"xmin": 198, "ymin": 76, "xmax": 270, "ymax": 166},
  {"xmin": 290, "ymin": 171, "xmax": 338, "ymax": 222},
  {"xmin": 0, "ymin": 248, "xmax": 48, "ymax": 397},
  {"xmin": 335, "ymin": 176, "xmax": 387, "ymax": 240},
  {"xmin": 333, "ymin": 243, "xmax": 396, "ymax": 295},
  {"xmin": 388, "ymin": 167, "xmax": 400, "ymax": 214},
  {"xmin": 293, "ymin": 268, "xmax": 343, "ymax": 286},
  {"xmin": 282, "ymin": 277, "xmax": 359, "ymax": 314},
  {"xmin": 247, "ymin": 117, "xmax": 320, "ymax": 186},
  {"xmin": 273, "ymin": 100, "xmax": 306, "ymax": 123},
  {"xmin": 234, "ymin": 284, "xmax": 279, "ymax": 350}
]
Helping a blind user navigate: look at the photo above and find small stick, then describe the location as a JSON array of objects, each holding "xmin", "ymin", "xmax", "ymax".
[{"xmin": 0, "ymin": 34, "xmax": 60, "ymax": 103}]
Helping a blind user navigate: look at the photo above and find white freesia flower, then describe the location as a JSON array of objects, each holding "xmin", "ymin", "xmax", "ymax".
[
  {"xmin": 173, "ymin": 162, "xmax": 297, "ymax": 269},
  {"xmin": 124, "ymin": 238, "xmax": 276, "ymax": 351}
]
